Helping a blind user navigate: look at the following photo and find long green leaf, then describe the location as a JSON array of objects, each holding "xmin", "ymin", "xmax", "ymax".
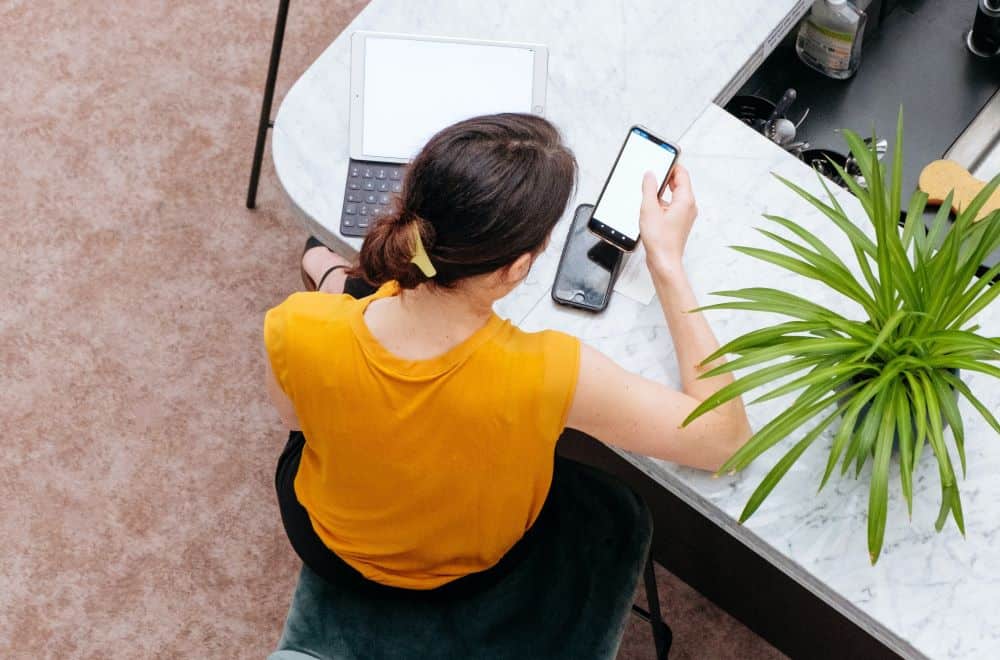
[
  {"xmin": 699, "ymin": 287, "xmax": 850, "ymax": 323},
  {"xmin": 901, "ymin": 188, "xmax": 928, "ymax": 252},
  {"xmin": 730, "ymin": 245, "xmax": 875, "ymax": 306},
  {"xmin": 917, "ymin": 371, "xmax": 960, "ymax": 534},
  {"xmin": 847, "ymin": 385, "xmax": 888, "ymax": 476},
  {"xmin": 868, "ymin": 380, "xmax": 897, "ymax": 563},
  {"xmin": 683, "ymin": 357, "xmax": 820, "ymax": 427},
  {"xmin": 751, "ymin": 362, "xmax": 870, "ymax": 404},
  {"xmin": 944, "ymin": 262, "xmax": 1000, "ymax": 330},
  {"xmin": 956, "ymin": 171, "xmax": 1000, "ymax": 229},
  {"xmin": 762, "ymin": 214, "xmax": 842, "ymax": 263},
  {"xmin": 925, "ymin": 190, "xmax": 955, "ymax": 250},
  {"xmin": 889, "ymin": 108, "xmax": 904, "ymax": 242},
  {"xmin": 773, "ymin": 172, "xmax": 876, "ymax": 256},
  {"xmin": 718, "ymin": 386, "xmax": 843, "ymax": 474},
  {"xmin": 819, "ymin": 377, "xmax": 881, "ymax": 490},
  {"xmin": 939, "ymin": 369, "xmax": 1000, "ymax": 434},
  {"xmin": 701, "ymin": 321, "xmax": 828, "ymax": 364},
  {"xmin": 933, "ymin": 374, "xmax": 966, "ymax": 476},
  {"xmin": 700, "ymin": 338, "xmax": 863, "ymax": 379},
  {"xmin": 815, "ymin": 171, "xmax": 883, "ymax": 297},
  {"xmin": 895, "ymin": 382, "xmax": 915, "ymax": 517},
  {"xmin": 951, "ymin": 268, "xmax": 1000, "ymax": 329},
  {"xmin": 738, "ymin": 405, "xmax": 845, "ymax": 523},
  {"xmin": 903, "ymin": 371, "xmax": 929, "ymax": 468},
  {"xmin": 754, "ymin": 227, "xmax": 878, "ymax": 314}
]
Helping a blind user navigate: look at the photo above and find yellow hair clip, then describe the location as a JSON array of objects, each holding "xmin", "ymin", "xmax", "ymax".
[{"xmin": 410, "ymin": 224, "xmax": 437, "ymax": 278}]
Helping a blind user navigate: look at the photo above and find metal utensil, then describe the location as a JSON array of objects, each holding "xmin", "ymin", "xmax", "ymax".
[
  {"xmin": 844, "ymin": 155, "xmax": 865, "ymax": 187},
  {"xmin": 785, "ymin": 141, "xmax": 810, "ymax": 157},
  {"xmin": 867, "ymin": 137, "xmax": 888, "ymax": 160},
  {"xmin": 768, "ymin": 89, "xmax": 798, "ymax": 123},
  {"xmin": 768, "ymin": 117, "xmax": 797, "ymax": 145},
  {"xmin": 844, "ymin": 137, "xmax": 888, "ymax": 188},
  {"xmin": 794, "ymin": 107, "xmax": 811, "ymax": 129},
  {"xmin": 801, "ymin": 149, "xmax": 850, "ymax": 190},
  {"xmin": 763, "ymin": 88, "xmax": 798, "ymax": 144}
]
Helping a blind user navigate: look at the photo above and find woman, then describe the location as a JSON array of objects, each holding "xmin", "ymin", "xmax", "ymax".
[{"xmin": 265, "ymin": 113, "xmax": 750, "ymax": 593}]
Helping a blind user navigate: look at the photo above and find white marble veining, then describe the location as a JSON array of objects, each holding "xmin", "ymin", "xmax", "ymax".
[
  {"xmin": 271, "ymin": 0, "xmax": 805, "ymax": 320},
  {"xmin": 521, "ymin": 104, "xmax": 1000, "ymax": 660}
]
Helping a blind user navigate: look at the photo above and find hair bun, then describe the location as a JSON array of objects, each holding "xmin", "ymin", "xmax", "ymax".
[{"xmin": 350, "ymin": 210, "xmax": 434, "ymax": 289}]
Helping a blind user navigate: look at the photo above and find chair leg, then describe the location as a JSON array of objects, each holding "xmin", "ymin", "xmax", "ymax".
[
  {"xmin": 641, "ymin": 552, "xmax": 672, "ymax": 659},
  {"xmin": 247, "ymin": 0, "xmax": 292, "ymax": 209}
]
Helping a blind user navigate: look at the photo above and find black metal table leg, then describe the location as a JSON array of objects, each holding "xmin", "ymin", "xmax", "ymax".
[
  {"xmin": 643, "ymin": 553, "xmax": 672, "ymax": 659},
  {"xmin": 247, "ymin": 0, "xmax": 291, "ymax": 209}
]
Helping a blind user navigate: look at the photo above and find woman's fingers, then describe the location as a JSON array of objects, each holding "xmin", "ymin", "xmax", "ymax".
[
  {"xmin": 641, "ymin": 171, "xmax": 660, "ymax": 212},
  {"xmin": 642, "ymin": 170, "xmax": 658, "ymax": 193},
  {"xmin": 668, "ymin": 163, "xmax": 693, "ymax": 198}
]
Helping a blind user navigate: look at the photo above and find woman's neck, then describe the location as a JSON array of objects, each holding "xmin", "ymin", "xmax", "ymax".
[
  {"xmin": 399, "ymin": 284, "xmax": 495, "ymax": 327},
  {"xmin": 362, "ymin": 282, "xmax": 498, "ymax": 361}
]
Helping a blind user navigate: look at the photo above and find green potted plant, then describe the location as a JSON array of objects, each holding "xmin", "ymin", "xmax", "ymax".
[{"xmin": 684, "ymin": 110, "xmax": 1000, "ymax": 563}]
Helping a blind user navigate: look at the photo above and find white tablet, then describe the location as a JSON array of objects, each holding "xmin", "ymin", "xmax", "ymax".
[{"xmin": 349, "ymin": 31, "xmax": 548, "ymax": 163}]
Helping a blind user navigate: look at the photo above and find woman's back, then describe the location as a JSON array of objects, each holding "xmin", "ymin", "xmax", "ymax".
[
  {"xmin": 267, "ymin": 113, "xmax": 750, "ymax": 596},
  {"xmin": 265, "ymin": 283, "xmax": 578, "ymax": 589}
]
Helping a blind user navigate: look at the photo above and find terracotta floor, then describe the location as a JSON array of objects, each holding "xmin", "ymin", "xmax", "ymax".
[{"xmin": 1, "ymin": 1, "xmax": 785, "ymax": 657}]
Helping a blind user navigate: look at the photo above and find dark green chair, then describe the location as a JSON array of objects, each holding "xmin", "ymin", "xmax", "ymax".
[{"xmin": 269, "ymin": 456, "xmax": 671, "ymax": 659}]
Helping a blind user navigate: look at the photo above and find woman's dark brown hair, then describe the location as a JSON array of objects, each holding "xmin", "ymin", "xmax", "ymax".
[{"xmin": 352, "ymin": 113, "xmax": 577, "ymax": 289}]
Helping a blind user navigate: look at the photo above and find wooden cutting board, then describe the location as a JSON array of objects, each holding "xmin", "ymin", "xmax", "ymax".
[{"xmin": 918, "ymin": 160, "xmax": 1000, "ymax": 222}]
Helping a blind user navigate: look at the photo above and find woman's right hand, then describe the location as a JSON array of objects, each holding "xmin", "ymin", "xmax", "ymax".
[{"xmin": 638, "ymin": 163, "xmax": 698, "ymax": 272}]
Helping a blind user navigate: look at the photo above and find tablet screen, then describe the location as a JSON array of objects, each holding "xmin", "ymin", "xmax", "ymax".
[{"xmin": 362, "ymin": 37, "xmax": 536, "ymax": 160}]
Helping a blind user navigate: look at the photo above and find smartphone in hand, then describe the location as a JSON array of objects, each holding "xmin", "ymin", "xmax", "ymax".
[{"xmin": 588, "ymin": 126, "xmax": 680, "ymax": 252}]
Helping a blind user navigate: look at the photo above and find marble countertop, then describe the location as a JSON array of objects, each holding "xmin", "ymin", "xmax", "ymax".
[{"xmin": 270, "ymin": 2, "xmax": 1000, "ymax": 657}]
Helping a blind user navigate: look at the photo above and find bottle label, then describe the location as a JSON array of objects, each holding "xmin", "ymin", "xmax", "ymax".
[{"xmin": 799, "ymin": 19, "xmax": 854, "ymax": 72}]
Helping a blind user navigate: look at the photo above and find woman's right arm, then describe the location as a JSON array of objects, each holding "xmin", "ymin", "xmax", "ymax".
[{"xmin": 565, "ymin": 164, "xmax": 751, "ymax": 472}]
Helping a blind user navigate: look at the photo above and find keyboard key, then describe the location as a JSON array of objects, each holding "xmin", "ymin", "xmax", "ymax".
[
  {"xmin": 378, "ymin": 181, "xmax": 389, "ymax": 192},
  {"xmin": 345, "ymin": 204, "xmax": 358, "ymax": 215},
  {"xmin": 343, "ymin": 216, "xmax": 355, "ymax": 227},
  {"xmin": 359, "ymin": 219, "xmax": 369, "ymax": 228},
  {"xmin": 347, "ymin": 192, "xmax": 361, "ymax": 203},
  {"xmin": 360, "ymin": 205, "xmax": 370, "ymax": 215},
  {"xmin": 365, "ymin": 193, "xmax": 377, "ymax": 204},
  {"xmin": 363, "ymin": 181, "xmax": 375, "ymax": 191},
  {"xmin": 349, "ymin": 181, "xmax": 361, "ymax": 190},
  {"xmin": 376, "ymin": 168, "xmax": 387, "ymax": 179},
  {"xmin": 378, "ymin": 193, "xmax": 390, "ymax": 204},
  {"xmin": 362, "ymin": 167, "xmax": 373, "ymax": 178},
  {"xmin": 389, "ymin": 169, "xmax": 402, "ymax": 180},
  {"xmin": 390, "ymin": 182, "xmax": 402, "ymax": 193},
  {"xmin": 350, "ymin": 166, "xmax": 360, "ymax": 177}
]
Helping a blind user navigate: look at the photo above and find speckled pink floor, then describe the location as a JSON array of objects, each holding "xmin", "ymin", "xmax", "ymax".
[{"xmin": 1, "ymin": 2, "xmax": 785, "ymax": 657}]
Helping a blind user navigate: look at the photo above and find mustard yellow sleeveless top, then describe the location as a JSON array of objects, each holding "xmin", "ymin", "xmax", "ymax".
[{"xmin": 264, "ymin": 283, "xmax": 580, "ymax": 589}]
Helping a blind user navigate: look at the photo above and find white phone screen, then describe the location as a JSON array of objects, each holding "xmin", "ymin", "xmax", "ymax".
[{"xmin": 592, "ymin": 128, "xmax": 677, "ymax": 240}]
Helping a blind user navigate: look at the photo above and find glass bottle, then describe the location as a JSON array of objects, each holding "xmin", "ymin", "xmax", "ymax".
[{"xmin": 795, "ymin": 0, "xmax": 868, "ymax": 80}]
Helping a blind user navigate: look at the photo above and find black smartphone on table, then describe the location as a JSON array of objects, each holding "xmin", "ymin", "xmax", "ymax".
[
  {"xmin": 588, "ymin": 125, "xmax": 680, "ymax": 252},
  {"xmin": 551, "ymin": 203, "xmax": 624, "ymax": 312}
]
